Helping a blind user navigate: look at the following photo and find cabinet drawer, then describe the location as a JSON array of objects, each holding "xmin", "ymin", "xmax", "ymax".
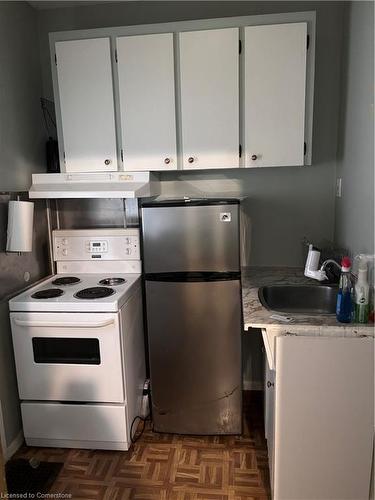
[{"xmin": 22, "ymin": 402, "xmax": 129, "ymax": 449}]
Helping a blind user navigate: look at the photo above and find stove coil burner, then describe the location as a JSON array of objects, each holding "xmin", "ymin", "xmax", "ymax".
[
  {"xmin": 52, "ymin": 276, "xmax": 81, "ymax": 286},
  {"xmin": 32, "ymin": 289, "xmax": 64, "ymax": 299},
  {"xmin": 75, "ymin": 287, "xmax": 115, "ymax": 300},
  {"xmin": 99, "ymin": 278, "xmax": 126, "ymax": 286}
]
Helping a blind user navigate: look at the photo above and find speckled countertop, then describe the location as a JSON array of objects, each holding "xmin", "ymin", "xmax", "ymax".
[{"xmin": 242, "ymin": 267, "xmax": 374, "ymax": 335}]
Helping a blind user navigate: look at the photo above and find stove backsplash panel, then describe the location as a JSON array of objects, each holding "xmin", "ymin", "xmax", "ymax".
[
  {"xmin": 0, "ymin": 193, "xmax": 50, "ymax": 302},
  {"xmin": 56, "ymin": 198, "xmax": 129, "ymax": 229}
]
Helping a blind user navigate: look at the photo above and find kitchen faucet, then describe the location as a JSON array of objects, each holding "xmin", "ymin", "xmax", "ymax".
[
  {"xmin": 311, "ymin": 259, "xmax": 348, "ymax": 283},
  {"xmin": 320, "ymin": 259, "xmax": 342, "ymax": 274},
  {"xmin": 311, "ymin": 259, "xmax": 342, "ymax": 282}
]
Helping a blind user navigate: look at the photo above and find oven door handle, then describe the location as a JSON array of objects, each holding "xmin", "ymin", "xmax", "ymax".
[{"xmin": 13, "ymin": 318, "xmax": 115, "ymax": 328}]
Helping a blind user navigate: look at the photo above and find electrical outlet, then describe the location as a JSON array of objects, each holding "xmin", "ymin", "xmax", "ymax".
[{"xmin": 336, "ymin": 178, "xmax": 342, "ymax": 198}]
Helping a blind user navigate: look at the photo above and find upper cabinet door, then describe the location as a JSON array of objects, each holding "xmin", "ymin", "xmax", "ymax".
[
  {"xmin": 55, "ymin": 38, "xmax": 117, "ymax": 173},
  {"xmin": 179, "ymin": 28, "xmax": 239, "ymax": 169},
  {"xmin": 244, "ymin": 23, "xmax": 307, "ymax": 167},
  {"xmin": 116, "ymin": 33, "xmax": 177, "ymax": 171}
]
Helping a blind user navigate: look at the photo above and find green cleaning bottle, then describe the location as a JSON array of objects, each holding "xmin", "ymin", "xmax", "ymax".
[{"xmin": 354, "ymin": 259, "xmax": 369, "ymax": 323}]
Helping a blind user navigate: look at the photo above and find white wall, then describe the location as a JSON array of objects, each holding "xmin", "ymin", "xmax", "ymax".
[
  {"xmin": 334, "ymin": 1, "xmax": 374, "ymax": 257},
  {"xmin": 36, "ymin": 0, "xmax": 345, "ymax": 267},
  {"xmin": 0, "ymin": 1, "xmax": 45, "ymax": 191}
]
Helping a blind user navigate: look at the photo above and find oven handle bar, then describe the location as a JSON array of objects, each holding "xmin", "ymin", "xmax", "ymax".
[{"xmin": 13, "ymin": 319, "xmax": 115, "ymax": 328}]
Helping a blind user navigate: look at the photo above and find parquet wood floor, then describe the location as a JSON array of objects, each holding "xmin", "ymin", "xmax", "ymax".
[{"xmin": 15, "ymin": 391, "xmax": 270, "ymax": 499}]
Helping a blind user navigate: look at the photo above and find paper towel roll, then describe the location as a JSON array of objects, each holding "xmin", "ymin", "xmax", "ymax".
[{"xmin": 6, "ymin": 200, "xmax": 34, "ymax": 252}]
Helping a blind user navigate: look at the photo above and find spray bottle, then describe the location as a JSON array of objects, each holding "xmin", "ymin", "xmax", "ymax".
[
  {"xmin": 353, "ymin": 256, "xmax": 372, "ymax": 323},
  {"xmin": 353, "ymin": 253, "xmax": 375, "ymax": 323},
  {"xmin": 336, "ymin": 256, "xmax": 353, "ymax": 323}
]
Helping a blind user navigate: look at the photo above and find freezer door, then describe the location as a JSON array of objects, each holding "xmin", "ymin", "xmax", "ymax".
[
  {"xmin": 146, "ymin": 279, "xmax": 242, "ymax": 434},
  {"xmin": 141, "ymin": 203, "xmax": 239, "ymax": 273}
]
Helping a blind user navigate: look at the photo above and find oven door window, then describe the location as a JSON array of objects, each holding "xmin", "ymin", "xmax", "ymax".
[{"xmin": 32, "ymin": 337, "xmax": 100, "ymax": 365}]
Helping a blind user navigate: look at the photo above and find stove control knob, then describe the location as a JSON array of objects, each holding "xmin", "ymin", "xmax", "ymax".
[
  {"xmin": 62, "ymin": 249, "xmax": 68, "ymax": 256},
  {"xmin": 62, "ymin": 238, "xmax": 68, "ymax": 245},
  {"xmin": 125, "ymin": 248, "xmax": 131, "ymax": 255}
]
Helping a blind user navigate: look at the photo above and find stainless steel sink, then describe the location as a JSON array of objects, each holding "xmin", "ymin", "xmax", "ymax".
[{"xmin": 258, "ymin": 285, "xmax": 338, "ymax": 315}]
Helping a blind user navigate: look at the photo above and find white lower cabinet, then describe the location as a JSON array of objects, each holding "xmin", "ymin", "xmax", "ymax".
[
  {"xmin": 264, "ymin": 333, "xmax": 374, "ymax": 500},
  {"xmin": 264, "ymin": 357, "xmax": 275, "ymax": 495}
]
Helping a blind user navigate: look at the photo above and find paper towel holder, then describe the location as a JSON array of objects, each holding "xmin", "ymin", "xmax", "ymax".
[{"xmin": 6, "ymin": 196, "xmax": 34, "ymax": 254}]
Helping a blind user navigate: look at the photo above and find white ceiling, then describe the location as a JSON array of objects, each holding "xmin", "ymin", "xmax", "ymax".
[{"xmin": 27, "ymin": 1, "xmax": 129, "ymax": 10}]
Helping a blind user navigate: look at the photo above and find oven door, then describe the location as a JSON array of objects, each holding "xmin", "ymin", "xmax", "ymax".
[{"xmin": 10, "ymin": 312, "xmax": 124, "ymax": 403}]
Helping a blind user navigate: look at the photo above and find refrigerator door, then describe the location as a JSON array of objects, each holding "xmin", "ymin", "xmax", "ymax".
[
  {"xmin": 146, "ymin": 278, "xmax": 242, "ymax": 434},
  {"xmin": 141, "ymin": 200, "xmax": 240, "ymax": 274}
]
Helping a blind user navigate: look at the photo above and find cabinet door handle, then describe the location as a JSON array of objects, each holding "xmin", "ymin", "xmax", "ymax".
[
  {"xmin": 267, "ymin": 381, "xmax": 274, "ymax": 388},
  {"xmin": 164, "ymin": 158, "xmax": 171, "ymax": 165},
  {"xmin": 104, "ymin": 159, "xmax": 111, "ymax": 165},
  {"xmin": 251, "ymin": 154, "xmax": 258, "ymax": 161},
  {"xmin": 188, "ymin": 157, "xmax": 194, "ymax": 164}
]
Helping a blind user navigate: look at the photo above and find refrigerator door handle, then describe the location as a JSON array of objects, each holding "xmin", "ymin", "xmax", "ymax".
[{"xmin": 144, "ymin": 271, "xmax": 241, "ymax": 282}]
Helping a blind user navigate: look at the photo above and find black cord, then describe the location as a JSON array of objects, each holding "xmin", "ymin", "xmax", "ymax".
[
  {"xmin": 40, "ymin": 98, "xmax": 57, "ymax": 137},
  {"xmin": 130, "ymin": 415, "xmax": 151, "ymax": 444}
]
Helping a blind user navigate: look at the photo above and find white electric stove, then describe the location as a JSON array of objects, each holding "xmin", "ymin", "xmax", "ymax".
[
  {"xmin": 9, "ymin": 228, "xmax": 145, "ymax": 451},
  {"xmin": 10, "ymin": 273, "xmax": 141, "ymax": 313}
]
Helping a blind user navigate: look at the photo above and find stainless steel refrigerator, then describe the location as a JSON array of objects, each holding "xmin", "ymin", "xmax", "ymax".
[{"xmin": 141, "ymin": 199, "xmax": 242, "ymax": 435}]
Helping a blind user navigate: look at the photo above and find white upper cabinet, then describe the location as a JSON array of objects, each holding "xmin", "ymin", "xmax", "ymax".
[
  {"xmin": 179, "ymin": 28, "xmax": 239, "ymax": 169},
  {"xmin": 116, "ymin": 33, "xmax": 177, "ymax": 171},
  {"xmin": 51, "ymin": 15, "xmax": 314, "ymax": 174},
  {"xmin": 244, "ymin": 23, "xmax": 307, "ymax": 167},
  {"xmin": 55, "ymin": 38, "xmax": 117, "ymax": 173}
]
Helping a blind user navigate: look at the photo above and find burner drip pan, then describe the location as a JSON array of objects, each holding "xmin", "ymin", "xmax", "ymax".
[
  {"xmin": 99, "ymin": 278, "xmax": 126, "ymax": 286},
  {"xmin": 75, "ymin": 287, "xmax": 115, "ymax": 300},
  {"xmin": 52, "ymin": 276, "xmax": 81, "ymax": 286},
  {"xmin": 32, "ymin": 289, "xmax": 64, "ymax": 299}
]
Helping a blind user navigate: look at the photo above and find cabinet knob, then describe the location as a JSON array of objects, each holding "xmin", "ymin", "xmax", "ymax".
[
  {"xmin": 188, "ymin": 157, "xmax": 194, "ymax": 164},
  {"xmin": 251, "ymin": 154, "xmax": 258, "ymax": 161},
  {"xmin": 267, "ymin": 381, "xmax": 274, "ymax": 388},
  {"xmin": 164, "ymin": 158, "xmax": 171, "ymax": 165},
  {"xmin": 104, "ymin": 159, "xmax": 111, "ymax": 165}
]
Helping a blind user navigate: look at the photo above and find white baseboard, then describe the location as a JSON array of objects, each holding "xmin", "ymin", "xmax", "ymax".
[
  {"xmin": 5, "ymin": 431, "xmax": 24, "ymax": 461},
  {"xmin": 243, "ymin": 380, "xmax": 263, "ymax": 391}
]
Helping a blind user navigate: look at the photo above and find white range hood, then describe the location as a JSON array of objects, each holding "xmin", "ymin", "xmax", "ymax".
[{"xmin": 29, "ymin": 172, "xmax": 160, "ymax": 199}]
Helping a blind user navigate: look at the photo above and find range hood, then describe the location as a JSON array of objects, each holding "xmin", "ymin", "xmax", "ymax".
[{"xmin": 29, "ymin": 172, "xmax": 160, "ymax": 199}]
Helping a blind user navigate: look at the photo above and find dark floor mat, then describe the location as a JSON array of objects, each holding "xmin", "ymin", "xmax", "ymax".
[{"xmin": 5, "ymin": 458, "xmax": 63, "ymax": 494}]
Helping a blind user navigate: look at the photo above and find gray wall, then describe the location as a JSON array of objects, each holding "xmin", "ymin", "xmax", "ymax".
[
  {"xmin": 33, "ymin": 0, "xmax": 347, "ymax": 394},
  {"xmin": 0, "ymin": 2, "xmax": 46, "ymax": 191},
  {"xmin": 0, "ymin": 195, "xmax": 50, "ymax": 453},
  {"xmin": 0, "ymin": 2, "xmax": 49, "ymax": 453},
  {"xmin": 334, "ymin": 1, "xmax": 374, "ymax": 256},
  {"xmin": 36, "ymin": 1, "xmax": 345, "ymax": 267}
]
